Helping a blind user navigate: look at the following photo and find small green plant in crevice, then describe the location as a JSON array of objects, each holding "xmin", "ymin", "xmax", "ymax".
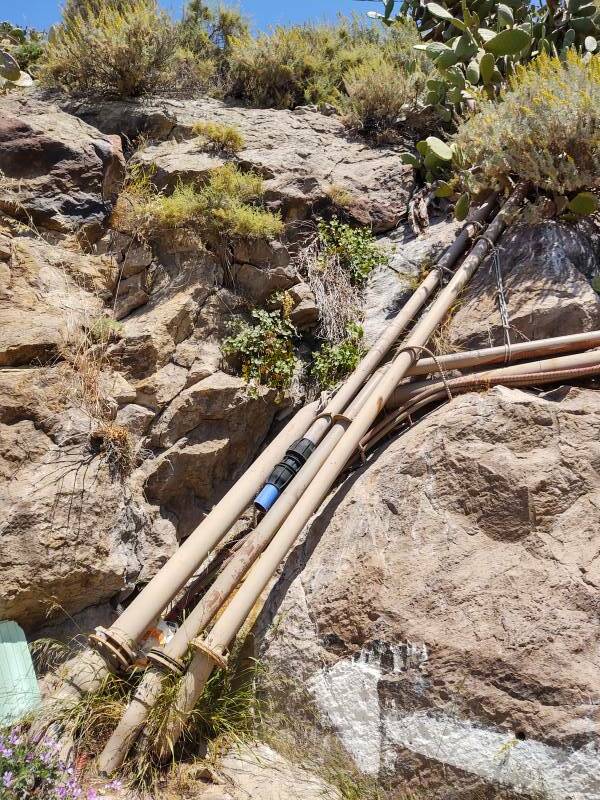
[
  {"xmin": 192, "ymin": 120, "xmax": 245, "ymax": 153},
  {"xmin": 311, "ymin": 322, "xmax": 365, "ymax": 389},
  {"xmin": 133, "ymin": 163, "xmax": 283, "ymax": 241},
  {"xmin": 317, "ymin": 217, "xmax": 384, "ymax": 284},
  {"xmin": 88, "ymin": 316, "xmax": 123, "ymax": 344},
  {"xmin": 324, "ymin": 183, "xmax": 355, "ymax": 211},
  {"xmin": 222, "ymin": 307, "xmax": 297, "ymax": 394}
]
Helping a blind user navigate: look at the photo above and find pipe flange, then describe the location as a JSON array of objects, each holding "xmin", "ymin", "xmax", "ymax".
[
  {"xmin": 89, "ymin": 627, "xmax": 137, "ymax": 671},
  {"xmin": 146, "ymin": 649, "xmax": 186, "ymax": 676},
  {"xmin": 190, "ymin": 637, "xmax": 229, "ymax": 670}
]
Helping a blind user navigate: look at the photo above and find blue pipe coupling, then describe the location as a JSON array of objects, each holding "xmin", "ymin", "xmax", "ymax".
[{"xmin": 254, "ymin": 438, "xmax": 317, "ymax": 513}]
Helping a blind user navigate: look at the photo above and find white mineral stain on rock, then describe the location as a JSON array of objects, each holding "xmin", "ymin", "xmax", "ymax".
[{"xmin": 309, "ymin": 648, "xmax": 600, "ymax": 800}]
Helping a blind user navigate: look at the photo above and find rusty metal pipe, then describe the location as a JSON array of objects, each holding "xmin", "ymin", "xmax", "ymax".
[
  {"xmin": 406, "ymin": 330, "xmax": 600, "ymax": 377},
  {"xmin": 152, "ymin": 185, "xmax": 526, "ymax": 759},
  {"xmin": 388, "ymin": 346, "xmax": 600, "ymax": 409},
  {"xmin": 363, "ymin": 349, "xmax": 600, "ymax": 453}
]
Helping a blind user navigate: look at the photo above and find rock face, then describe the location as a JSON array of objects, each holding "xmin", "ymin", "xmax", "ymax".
[
  {"xmin": 65, "ymin": 96, "xmax": 415, "ymax": 233},
  {"xmin": 258, "ymin": 386, "xmax": 600, "ymax": 799},
  {"xmin": 0, "ymin": 234, "xmax": 115, "ymax": 367},
  {"xmin": 0, "ymin": 96, "xmax": 125, "ymax": 238},
  {"xmin": 447, "ymin": 221, "xmax": 600, "ymax": 349},
  {"xmin": 0, "ymin": 366, "xmax": 172, "ymax": 631}
]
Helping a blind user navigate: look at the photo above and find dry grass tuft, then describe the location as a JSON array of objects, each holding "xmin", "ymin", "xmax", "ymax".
[
  {"xmin": 89, "ymin": 422, "xmax": 135, "ymax": 479},
  {"xmin": 192, "ymin": 120, "xmax": 245, "ymax": 154}
]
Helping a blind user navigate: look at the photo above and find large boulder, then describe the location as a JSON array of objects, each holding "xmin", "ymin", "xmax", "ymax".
[
  {"xmin": 0, "ymin": 96, "xmax": 125, "ymax": 237},
  {"xmin": 67, "ymin": 97, "xmax": 414, "ymax": 233},
  {"xmin": 258, "ymin": 386, "xmax": 600, "ymax": 800}
]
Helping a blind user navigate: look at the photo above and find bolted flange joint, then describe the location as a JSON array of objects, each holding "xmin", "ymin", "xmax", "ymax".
[
  {"xmin": 146, "ymin": 649, "xmax": 186, "ymax": 676},
  {"xmin": 89, "ymin": 627, "xmax": 137, "ymax": 672}
]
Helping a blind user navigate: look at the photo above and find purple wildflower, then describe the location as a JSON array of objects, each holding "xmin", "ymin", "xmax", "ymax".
[
  {"xmin": 0, "ymin": 744, "xmax": 13, "ymax": 758},
  {"xmin": 2, "ymin": 771, "xmax": 14, "ymax": 788},
  {"xmin": 87, "ymin": 789, "xmax": 98, "ymax": 800},
  {"xmin": 107, "ymin": 779, "xmax": 123, "ymax": 790}
]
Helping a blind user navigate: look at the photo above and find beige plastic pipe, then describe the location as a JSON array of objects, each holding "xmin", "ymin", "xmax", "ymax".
[
  {"xmin": 388, "ymin": 344, "xmax": 600, "ymax": 408},
  {"xmin": 94, "ymin": 189, "xmax": 497, "ymax": 669},
  {"xmin": 46, "ymin": 399, "xmax": 321, "ymax": 705},
  {"xmin": 296, "ymin": 191, "xmax": 499, "ymax": 447},
  {"xmin": 362, "ymin": 349, "xmax": 600, "ymax": 452},
  {"xmin": 406, "ymin": 330, "xmax": 600, "ymax": 376},
  {"xmin": 152, "ymin": 184, "xmax": 527, "ymax": 758},
  {"xmin": 98, "ymin": 193, "xmax": 500, "ymax": 773},
  {"xmin": 99, "ymin": 369, "xmax": 387, "ymax": 773}
]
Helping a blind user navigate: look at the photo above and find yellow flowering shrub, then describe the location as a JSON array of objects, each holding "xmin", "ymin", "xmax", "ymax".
[{"xmin": 453, "ymin": 50, "xmax": 600, "ymax": 194}]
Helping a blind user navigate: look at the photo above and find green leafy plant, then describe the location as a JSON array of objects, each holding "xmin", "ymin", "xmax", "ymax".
[
  {"xmin": 318, "ymin": 217, "xmax": 384, "ymax": 284},
  {"xmin": 192, "ymin": 120, "xmax": 245, "ymax": 153},
  {"xmin": 311, "ymin": 322, "xmax": 365, "ymax": 388},
  {"xmin": 40, "ymin": 0, "xmax": 177, "ymax": 97},
  {"xmin": 222, "ymin": 307, "xmax": 298, "ymax": 392}
]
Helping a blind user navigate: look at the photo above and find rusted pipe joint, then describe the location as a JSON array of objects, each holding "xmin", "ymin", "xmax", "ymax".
[
  {"xmin": 146, "ymin": 649, "xmax": 186, "ymax": 676},
  {"xmin": 190, "ymin": 637, "xmax": 229, "ymax": 670},
  {"xmin": 89, "ymin": 627, "xmax": 137, "ymax": 672}
]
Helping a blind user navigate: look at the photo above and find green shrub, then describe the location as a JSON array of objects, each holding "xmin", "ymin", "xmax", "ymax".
[
  {"xmin": 222, "ymin": 307, "xmax": 297, "ymax": 392},
  {"xmin": 227, "ymin": 16, "xmax": 410, "ymax": 110},
  {"xmin": 192, "ymin": 120, "xmax": 245, "ymax": 153},
  {"xmin": 318, "ymin": 217, "xmax": 383, "ymax": 284},
  {"xmin": 175, "ymin": 1, "xmax": 248, "ymax": 95},
  {"xmin": 139, "ymin": 163, "xmax": 282, "ymax": 239},
  {"xmin": 41, "ymin": 0, "xmax": 177, "ymax": 97},
  {"xmin": 344, "ymin": 56, "xmax": 429, "ymax": 140},
  {"xmin": 311, "ymin": 322, "xmax": 365, "ymax": 389},
  {"xmin": 214, "ymin": 202, "xmax": 283, "ymax": 239},
  {"xmin": 453, "ymin": 50, "xmax": 600, "ymax": 196}
]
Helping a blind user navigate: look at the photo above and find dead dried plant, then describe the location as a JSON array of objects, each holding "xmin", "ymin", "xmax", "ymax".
[{"xmin": 298, "ymin": 238, "xmax": 362, "ymax": 345}]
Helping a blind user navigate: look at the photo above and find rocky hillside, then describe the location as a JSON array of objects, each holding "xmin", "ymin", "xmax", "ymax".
[{"xmin": 0, "ymin": 85, "xmax": 599, "ymax": 800}]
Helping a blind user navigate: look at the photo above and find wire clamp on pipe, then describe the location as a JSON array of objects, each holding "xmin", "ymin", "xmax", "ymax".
[
  {"xmin": 190, "ymin": 637, "xmax": 229, "ymax": 670},
  {"xmin": 392, "ymin": 345, "xmax": 454, "ymax": 402}
]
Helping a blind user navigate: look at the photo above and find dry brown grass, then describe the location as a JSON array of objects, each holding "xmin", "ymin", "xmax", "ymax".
[{"xmin": 298, "ymin": 237, "xmax": 362, "ymax": 345}]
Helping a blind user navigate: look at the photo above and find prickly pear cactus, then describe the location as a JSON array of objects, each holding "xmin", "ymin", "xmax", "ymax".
[{"xmin": 373, "ymin": 0, "xmax": 600, "ymax": 115}]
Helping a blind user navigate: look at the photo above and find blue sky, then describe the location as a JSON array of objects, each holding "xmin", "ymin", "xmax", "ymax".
[{"xmin": 0, "ymin": 0, "xmax": 377, "ymax": 31}]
